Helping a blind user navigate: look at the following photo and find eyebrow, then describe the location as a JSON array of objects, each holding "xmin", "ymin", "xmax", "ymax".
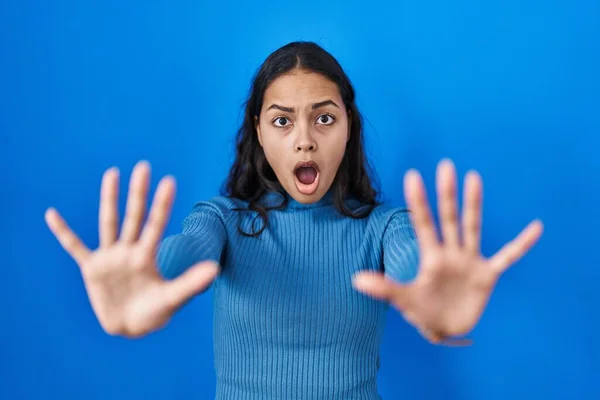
[{"xmin": 266, "ymin": 100, "xmax": 340, "ymax": 113}]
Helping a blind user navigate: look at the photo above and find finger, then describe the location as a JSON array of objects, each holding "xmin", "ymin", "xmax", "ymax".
[
  {"xmin": 461, "ymin": 170, "xmax": 483, "ymax": 254},
  {"xmin": 488, "ymin": 219, "xmax": 544, "ymax": 274},
  {"xmin": 120, "ymin": 161, "xmax": 151, "ymax": 242},
  {"xmin": 45, "ymin": 207, "xmax": 91, "ymax": 266},
  {"xmin": 352, "ymin": 271, "xmax": 411, "ymax": 310},
  {"xmin": 424, "ymin": 330, "xmax": 473, "ymax": 347},
  {"xmin": 436, "ymin": 159, "xmax": 460, "ymax": 247},
  {"xmin": 418, "ymin": 324, "xmax": 474, "ymax": 346},
  {"xmin": 164, "ymin": 261, "xmax": 220, "ymax": 311},
  {"xmin": 404, "ymin": 169, "xmax": 439, "ymax": 250},
  {"xmin": 139, "ymin": 176, "xmax": 176, "ymax": 250},
  {"xmin": 99, "ymin": 167, "xmax": 120, "ymax": 247}
]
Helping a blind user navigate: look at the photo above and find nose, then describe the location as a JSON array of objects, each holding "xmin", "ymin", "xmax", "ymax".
[
  {"xmin": 296, "ymin": 141, "xmax": 316, "ymax": 152},
  {"xmin": 295, "ymin": 127, "xmax": 317, "ymax": 152}
]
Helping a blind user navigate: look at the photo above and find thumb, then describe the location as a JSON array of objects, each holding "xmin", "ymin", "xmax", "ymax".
[
  {"xmin": 351, "ymin": 271, "xmax": 411, "ymax": 309},
  {"xmin": 164, "ymin": 260, "xmax": 221, "ymax": 310}
]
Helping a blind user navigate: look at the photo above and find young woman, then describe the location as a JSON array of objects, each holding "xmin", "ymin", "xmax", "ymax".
[{"xmin": 45, "ymin": 41, "xmax": 543, "ymax": 399}]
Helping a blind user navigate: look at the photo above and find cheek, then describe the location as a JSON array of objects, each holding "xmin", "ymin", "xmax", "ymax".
[
  {"xmin": 324, "ymin": 126, "xmax": 349, "ymax": 161},
  {"xmin": 329, "ymin": 141, "xmax": 348, "ymax": 172},
  {"xmin": 259, "ymin": 127, "xmax": 288, "ymax": 170}
]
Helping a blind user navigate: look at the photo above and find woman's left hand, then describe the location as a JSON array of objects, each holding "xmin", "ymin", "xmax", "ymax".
[{"xmin": 352, "ymin": 159, "xmax": 543, "ymax": 345}]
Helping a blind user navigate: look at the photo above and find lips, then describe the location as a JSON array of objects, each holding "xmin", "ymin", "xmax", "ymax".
[
  {"xmin": 294, "ymin": 160, "xmax": 320, "ymax": 174},
  {"xmin": 293, "ymin": 160, "xmax": 320, "ymax": 193}
]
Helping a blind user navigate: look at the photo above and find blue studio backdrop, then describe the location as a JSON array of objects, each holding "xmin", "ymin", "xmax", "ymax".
[{"xmin": 2, "ymin": 0, "xmax": 599, "ymax": 399}]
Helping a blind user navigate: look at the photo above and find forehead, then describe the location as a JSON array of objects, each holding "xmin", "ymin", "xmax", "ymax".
[{"xmin": 262, "ymin": 71, "xmax": 342, "ymax": 108}]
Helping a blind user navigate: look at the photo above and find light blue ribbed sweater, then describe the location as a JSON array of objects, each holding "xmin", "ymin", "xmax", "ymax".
[{"xmin": 156, "ymin": 189, "xmax": 420, "ymax": 399}]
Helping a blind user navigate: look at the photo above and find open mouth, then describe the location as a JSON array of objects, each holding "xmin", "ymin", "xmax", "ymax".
[{"xmin": 293, "ymin": 160, "xmax": 320, "ymax": 195}]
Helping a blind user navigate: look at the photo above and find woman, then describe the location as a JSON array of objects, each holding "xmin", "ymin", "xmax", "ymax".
[{"xmin": 45, "ymin": 41, "xmax": 543, "ymax": 399}]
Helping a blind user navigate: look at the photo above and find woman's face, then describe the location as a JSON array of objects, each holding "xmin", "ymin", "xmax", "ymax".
[{"xmin": 256, "ymin": 70, "xmax": 350, "ymax": 204}]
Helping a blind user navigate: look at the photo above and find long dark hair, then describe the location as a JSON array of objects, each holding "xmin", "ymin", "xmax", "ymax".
[{"xmin": 222, "ymin": 41, "xmax": 380, "ymax": 237}]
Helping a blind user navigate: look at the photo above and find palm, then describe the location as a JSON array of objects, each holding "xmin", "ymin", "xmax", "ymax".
[
  {"xmin": 353, "ymin": 159, "xmax": 543, "ymax": 345},
  {"xmin": 79, "ymin": 244, "xmax": 169, "ymax": 337},
  {"xmin": 45, "ymin": 161, "xmax": 219, "ymax": 338}
]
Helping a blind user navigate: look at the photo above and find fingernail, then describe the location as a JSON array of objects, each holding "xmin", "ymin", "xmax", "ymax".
[
  {"xmin": 405, "ymin": 169, "xmax": 419, "ymax": 179},
  {"xmin": 136, "ymin": 160, "xmax": 150, "ymax": 170},
  {"xmin": 45, "ymin": 207, "xmax": 54, "ymax": 218}
]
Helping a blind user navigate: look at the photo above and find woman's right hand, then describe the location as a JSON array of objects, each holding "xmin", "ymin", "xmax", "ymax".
[{"xmin": 45, "ymin": 160, "xmax": 220, "ymax": 338}]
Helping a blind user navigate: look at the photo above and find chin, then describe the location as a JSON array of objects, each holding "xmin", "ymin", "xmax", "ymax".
[
  {"xmin": 289, "ymin": 179, "xmax": 332, "ymax": 205},
  {"xmin": 291, "ymin": 187, "xmax": 318, "ymax": 204}
]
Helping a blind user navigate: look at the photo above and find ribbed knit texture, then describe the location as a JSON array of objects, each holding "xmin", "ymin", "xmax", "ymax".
[{"xmin": 156, "ymin": 190, "xmax": 420, "ymax": 400}]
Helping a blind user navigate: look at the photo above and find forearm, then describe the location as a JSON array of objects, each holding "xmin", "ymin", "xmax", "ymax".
[
  {"xmin": 156, "ymin": 201, "xmax": 229, "ymax": 280},
  {"xmin": 156, "ymin": 233, "xmax": 224, "ymax": 280},
  {"xmin": 384, "ymin": 237, "xmax": 420, "ymax": 283}
]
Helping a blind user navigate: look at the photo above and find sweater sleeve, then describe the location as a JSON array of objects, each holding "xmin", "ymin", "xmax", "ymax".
[
  {"xmin": 156, "ymin": 200, "xmax": 228, "ymax": 280},
  {"xmin": 382, "ymin": 210, "xmax": 421, "ymax": 283}
]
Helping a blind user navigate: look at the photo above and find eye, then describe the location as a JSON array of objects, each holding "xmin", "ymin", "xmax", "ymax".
[
  {"xmin": 272, "ymin": 116, "xmax": 291, "ymax": 128},
  {"xmin": 316, "ymin": 114, "xmax": 335, "ymax": 125}
]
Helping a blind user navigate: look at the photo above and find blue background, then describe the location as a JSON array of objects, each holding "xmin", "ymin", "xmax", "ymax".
[{"xmin": 2, "ymin": 0, "xmax": 599, "ymax": 399}]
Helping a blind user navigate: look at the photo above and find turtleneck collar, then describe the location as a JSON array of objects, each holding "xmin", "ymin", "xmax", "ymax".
[{"xmin": 259, "ymin": 189, "xmax": 335, "ymax": 210}]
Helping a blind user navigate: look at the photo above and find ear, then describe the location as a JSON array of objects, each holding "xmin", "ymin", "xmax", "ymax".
[{"xmin": 255, "ymin": 115, "xmax": 263, "ymax": 147}]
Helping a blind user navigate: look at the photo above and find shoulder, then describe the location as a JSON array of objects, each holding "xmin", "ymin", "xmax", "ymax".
[
  {"xmin": 368, "ymin": 202, "xmax": 416, "ymax": 240},
  {"xmin": 189, "ymin": 195, "xmax": 245, "ymax": 215},
  {"xmin": 368, "ymin": 202, "xmax": 411, "ymax": 226},
  {"xmin": 182, "ymin": 195, "xmax": 245, "ymax": 228}
]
